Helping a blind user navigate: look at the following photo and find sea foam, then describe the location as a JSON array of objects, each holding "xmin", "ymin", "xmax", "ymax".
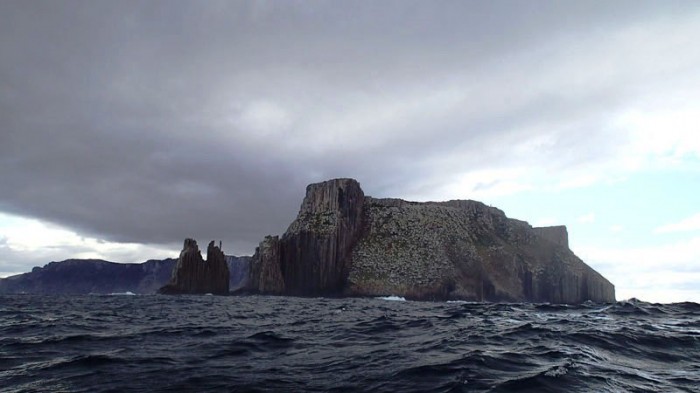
[{"xmin": 376, "ymin": 295, "xmax": 406, "ymax": 301}]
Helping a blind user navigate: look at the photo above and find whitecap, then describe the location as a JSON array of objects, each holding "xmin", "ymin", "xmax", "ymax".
[
  {"xmin": 544, "ymin": 365, "xmax": 569, "ymax": 377},
  {"xmin": 109, "ymin": 291, "xmax": 136, "ymax": 296},
  {"xmin": 376, "ymin": 295, "xmax": 406, "ymax": 302}
]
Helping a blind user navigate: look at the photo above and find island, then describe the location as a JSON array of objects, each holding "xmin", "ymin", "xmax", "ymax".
[{"xmin": 245, "ymin": 178, "xmax": 615, "ymax": 303}]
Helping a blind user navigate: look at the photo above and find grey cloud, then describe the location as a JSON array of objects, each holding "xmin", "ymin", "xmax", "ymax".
[
  {"xmin": 0, "ymin": 242, "xmax": 60, "ymax": 275},
  {"xmin": 1, "ymin": 1, "xmax": 699, "ymax": 258}
]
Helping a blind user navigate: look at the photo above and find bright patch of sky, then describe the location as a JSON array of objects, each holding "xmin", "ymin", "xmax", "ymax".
[{"xmin": 0, "ymin": 212, "xmax": 177, "ymax": 276}]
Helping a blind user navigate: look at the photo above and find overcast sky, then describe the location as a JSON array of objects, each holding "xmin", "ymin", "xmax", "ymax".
[{"xmin": 1, "ymin": 1, "xmax": 699, "ymax": 303}]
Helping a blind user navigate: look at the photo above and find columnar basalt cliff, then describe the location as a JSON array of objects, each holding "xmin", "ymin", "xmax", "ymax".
[
  {"xmin": 276, "ymin": 178, "xmax": 365, "ymax": 295},
  {"xmin": 249, "ymin": 236, "xmax": 285, "ymax": 294},
  {"xmin": 159, "ymin": 239, "xmax": 229, "ymax": 295},
  {"xmin": 248, "ymin": 178, "xmax": 615, "ymax": 303}
]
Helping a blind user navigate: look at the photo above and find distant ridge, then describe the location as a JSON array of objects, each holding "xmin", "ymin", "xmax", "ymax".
[{"xmin": 0, "ymin": 256, "xmax": 251, "ymax": 295}]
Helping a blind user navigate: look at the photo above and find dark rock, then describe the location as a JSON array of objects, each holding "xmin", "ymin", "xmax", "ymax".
[
  {"xmin": 277, "ymin": 178, "xmax": 364, "ymax": 295},
  {"xmin": 251, "ymin": 178, "xmax": 615, "ymax": 303},
  {"xmin": 249, "ymin": 236, "xmax": 285, "ymax": 294},
  {"xmin": 158, "ymin": 238, "xmax": 229, "ymax": 295},
  {"xmin": 534, "ymin": 225, "xmax": 569, "ymax": 248}
]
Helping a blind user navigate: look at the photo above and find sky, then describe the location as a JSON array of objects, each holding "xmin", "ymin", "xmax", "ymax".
[{"xmin": 1, "ymin": 1, "xmax": 699, "ymax": 303}]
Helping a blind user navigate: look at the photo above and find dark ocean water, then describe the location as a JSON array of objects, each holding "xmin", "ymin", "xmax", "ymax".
[{"xmin": 1, "ymin": 295, "xmax": 698, "ymax": 393}]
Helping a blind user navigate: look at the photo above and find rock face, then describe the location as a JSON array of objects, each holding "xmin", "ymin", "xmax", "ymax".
[
  {"xmin": 277, "ymin": 178, "xmax": 364, "ymax": 295},
  {"xmin": 248, "ymin": 178, "xmax": 615, "ymax": 303},
  {"xmin": 158, "ymin": 239, "xmax": 230, "ymax": 295},
  {"xmin": 249, "ymin": 236, "xmax": 285, "ymax": 294},
  {"xmin": 347, "ymin": 198, "xmax": 613, "ymax": 303},
  {"xmin": 533, "ymin": 225, "xmax": 569, "ymax": 248}
]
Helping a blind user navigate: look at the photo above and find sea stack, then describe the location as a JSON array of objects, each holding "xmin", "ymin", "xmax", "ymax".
[
  {"xmin": 248, "ymin": 178, "xmax": 615, "ymax": 303},
  {"xmin": 158, "ymin": 238, "xmax": 230, "ymax": 295}
]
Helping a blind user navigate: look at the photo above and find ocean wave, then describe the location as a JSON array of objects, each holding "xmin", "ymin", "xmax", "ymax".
[{"xmin": 0, "ymin": 294, "xmax": 698, "ymax": 392}]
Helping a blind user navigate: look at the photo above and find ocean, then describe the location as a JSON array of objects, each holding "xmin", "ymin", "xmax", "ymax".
[{"xmin": 1, "ymin": 295, "xmax": 698, "ymax": 392}]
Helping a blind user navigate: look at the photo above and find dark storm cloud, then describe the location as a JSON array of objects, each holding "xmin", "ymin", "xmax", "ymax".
[{"xmin": 1, "ymin": 0, "xmax": 698, "ymax": 255}]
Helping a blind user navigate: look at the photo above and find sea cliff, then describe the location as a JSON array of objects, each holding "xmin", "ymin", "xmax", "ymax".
[{"xmin": 248, "ymin": 178, "xmax": 615, "ymax": 303}]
